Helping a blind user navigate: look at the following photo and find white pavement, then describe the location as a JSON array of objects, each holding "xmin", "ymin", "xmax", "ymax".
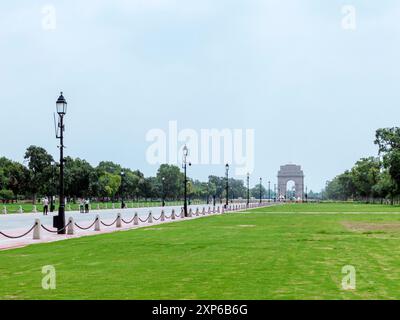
[{"xmin": 0, "ymin": 203, "xmax": 271, "ymax": 250}]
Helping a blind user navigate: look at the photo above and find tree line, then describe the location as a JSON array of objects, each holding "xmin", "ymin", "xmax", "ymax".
[
  {"xmin": 325, "ymin": 127, "xmax": 400, "ymax": 204},
  {"xmin": 0, "ymin": 145, "xmax": 271, "ymax": 204}
]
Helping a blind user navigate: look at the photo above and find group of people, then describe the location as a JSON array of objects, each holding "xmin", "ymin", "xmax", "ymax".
[
  {"xmin": 79, "ymin": 198, "xmax": 90, "ymax": 213},
  {"xmin": 41, "ymin": 197, "xmax": 90, "ymax": 215}
]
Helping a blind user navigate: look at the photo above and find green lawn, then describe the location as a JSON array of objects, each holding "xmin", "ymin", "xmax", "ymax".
[{"xmin": 2, "ymin": 202, "xmax": 400, "ymax": 299}]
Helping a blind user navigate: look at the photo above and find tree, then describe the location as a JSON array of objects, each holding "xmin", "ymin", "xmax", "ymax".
[
  {"xmin": 250, "ymin": 183, "xmax": 267, "ymax": 199},
  {"xmin": 98, "ymin": 172, "xmax": 121, "ymax": 200},
  {"xmin": 351, "ymin": 157, "xmax": 381, "ymax": 200},
  {"xmin": 156, "ymin": 164, "xmax": 184, "ymax": 200},
  {"xmin": 0, "ymin": 157, "xmax": 30, "ymax": 200},
  {"xmin": 372, "ymin": 170, "xmax": 396, "ymax": 203},
  {"xmin": 119, "ymin": 169, "xmax": 140, "ymax": 200},
  {"xmin": 24, "ymin": 146, "xmax": 54, "ymax": 203},
  {"xmin": 208, "ymin": 176, "xmax": 224, "ymax": 203},
  {"xmin": 375, "ymin": 128, "xmax": 400, "ymax": 201},
  {"xmin": 0, "ymin": 189, "xmax": 14, "ymax": 202},
  {"xmin": 64, "ymin": 157, "xmax": 93, "ymax": 199}
]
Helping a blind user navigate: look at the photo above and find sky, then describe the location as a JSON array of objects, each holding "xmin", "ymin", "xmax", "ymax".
[{"xmin": 1, "ymin": 0, "xmax": 400, "ymax": 192}]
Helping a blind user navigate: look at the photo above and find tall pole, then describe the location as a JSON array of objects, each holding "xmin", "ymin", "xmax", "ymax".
[
  {"xmin": 225, "ymin": 164, "xmax": 229, "ymax": 207},
  {"xmin": 259, "ymin": 177, "xmax": 262, "ymax": 204},
  {"xmin": 305, "ymin": 185, "xmax": 308, "ymax": 203},
  {"xmin": 183, "ymin": 145, "xmax": 189, "ymax": 217},
  {"xmin": 184, "ymin": 162, "xmax": 187, "ymax": 216},
  {"xmin": 120, "ymin": 172, "xmax": 125, "ymax": 208},
  {"xmin": 162, "ymin": 177, "xmax": 166, "ymax": 207},
  {"xmin": 274, "ymin": 184, "xmax": 276, "ymax": 202},
  {"xmin": 58, "ymin": 114, "xmax": 65, "ymax": 234},
  {"xmin": 268, "ymin": 180, "xmax": 271, "ymax": 202},
  {"xmin": 246, "ymin": 173, "xmax": 250, "ymax": 207}
]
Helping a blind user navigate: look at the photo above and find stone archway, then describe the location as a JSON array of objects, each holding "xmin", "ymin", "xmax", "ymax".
[{"xmin": 277, "ymin": 164, "xmax": 304, "ymax": 200}]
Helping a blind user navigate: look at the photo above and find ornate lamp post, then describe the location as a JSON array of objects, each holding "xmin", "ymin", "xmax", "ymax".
[
  {"xmin": 305, "ymin": 185, "xmax": 308, "ymax": 203},
  {"xmin": 120, "ymin": 171, "xmax": 125, "ymax": 208},
  {"xmin": 54, "ymin": 92, "xmax": 67, "ymax": 234},
  {"xmin": 182, "ymin": 145, "xmax": 191, "ymax": 217},
  {"xmin": 268, "ymin": 180, "xmax": 271, "ymax": 202},
  {"xmin": 246, "ymin": 172, "xmax": 250, "ymax": 207},
  {"xmin": 162, "ymin": 177, "xmax": 166, "ymax": 207},
  {"xmin": 225, "ymin": 163, "xmax": 229, "ymax": 208},
  {"xmin": 259, "ymin": 177, "xmax": 262, "ymax": 204}
]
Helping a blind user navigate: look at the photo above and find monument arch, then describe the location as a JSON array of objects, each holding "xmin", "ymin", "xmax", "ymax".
[{"xmin": 277, "ymin": 164, "xmax": 304, "ymax": 200}]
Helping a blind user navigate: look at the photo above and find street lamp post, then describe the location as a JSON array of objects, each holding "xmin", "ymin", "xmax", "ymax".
[
  {"xmin": 225, "ymin": 164, "xmax": 229, "ymax": 208},
  {"xmin": 305, "ymin": 185, "xmax": 308, "ymax": 203},
  {"xmin": 54, "ymin": 92, "xmax": 67, "ymax": 234},
  {"xmin": 182, "ymin": 145, "xmax": 191, "ymax": 217},
  {"xmin": 274, "ymin": 184, "xmax": 277, "ymax": 202},
  {"xmin": 50, "ymin": 161, "xmax": 56, "ymax": 212},
  {"xmin": 246, "ymin": 172, "xmax": 250, "ymax": 207},
  {"xmin": 259, "ymin": 177, "xmax": 262, "ymax": 204},
  {"xmin": 120, "ymin": 171, "xmax": 125, "ymax": 208},
  {"xmin": 162, "ymin": 177, "xmax": 166, "ymax": 207},
  {"xmin": 268, "ymin": 180, "xmax": 271, "ymax": 202}
]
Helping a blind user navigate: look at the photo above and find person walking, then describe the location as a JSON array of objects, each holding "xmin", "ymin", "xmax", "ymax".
[
  {"xmin": 79, "ymin": 198, "xmax": 84, "ymax": 213},
  {"xmin": 43, "ymin": 197, "xmax": 49, "ymax": 215},
  {"xmin": 85, "ymin": 198, "xmax": 90, "ymax": 213}
]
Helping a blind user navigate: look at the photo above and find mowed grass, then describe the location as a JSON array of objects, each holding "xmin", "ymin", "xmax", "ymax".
[{"xmin": 2, "ymin": 203, "xmax": 400, "ymax": 299}]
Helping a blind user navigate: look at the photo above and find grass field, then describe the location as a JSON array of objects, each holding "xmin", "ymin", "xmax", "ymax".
[{"xmin": 1, "ymin": 202, "xmax": 400, "ymax": 299}]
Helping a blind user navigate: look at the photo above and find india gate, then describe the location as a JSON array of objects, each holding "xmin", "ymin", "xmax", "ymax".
[{"xmin": 277, "ymin": 164, "xmax": 304, "ymax": 200}]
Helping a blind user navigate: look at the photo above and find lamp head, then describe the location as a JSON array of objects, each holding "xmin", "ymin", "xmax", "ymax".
[{"xmin": 56, "ymin": 92, "xmax": 67, "ymax": 115}]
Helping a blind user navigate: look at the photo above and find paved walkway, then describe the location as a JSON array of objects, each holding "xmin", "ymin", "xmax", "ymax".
[{"xmin": 0, "ymin": 203, "xmax": 269, "ymax": 250}]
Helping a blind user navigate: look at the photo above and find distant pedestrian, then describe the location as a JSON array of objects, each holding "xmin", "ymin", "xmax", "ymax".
[
  {"xmin": 85, "ymin": 199, "xmax": 90, "ymax": 213},
  {"xmin": 43, "ymin": 197, "xmax": 49, "ymax": 215},
  {"xmin": 79, "ymin": 199, "xmax": 84, "ymax": 213}
]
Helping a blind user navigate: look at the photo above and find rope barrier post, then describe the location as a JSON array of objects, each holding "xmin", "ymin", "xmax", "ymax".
[
  {"xmin": 67, "ymin": 217, "xmax": 74, "ymax": 235},
  {"xmin": 95, "ymin": 215, "xmax": 101, "ymax": 231},
  {"xmin": 2, "ymin": 206, "xmax": 6, "ymax": 214},
  {"xmin": 18, "ymin": 206, "xmax": 23, "ymax": 214},
  {"xmin": 171, "ymin": 209, "xmax": 175, "ymax": 220},
  {"xmin": 195, "ymin": 208, "xmax": 199, "ymax": 216},
  {"xmin": 181, "ymin": 208, "xmax": 185, "ymax": 219},
  {"xmin": 112, "ymin": 203, "xmax": 115, "ymax": 210},
  {"xmin": 133, "ymin": 212, "xmax": 139, "ymax": 225},
  {"xmin": 148, "ymin": 212, "xmax": 153, "ymax": 223},
  {"xmin": 202, "ymin": 207, "xmax": 205, "ymax": 215},
  {"xmin": 33, "ymin": 219, "xmax": 41, "ymax": 240},
  {"xmin": 97, "ymin": 204, "xmax": 100, "ymax": 210},
  {"xmin": 116, "ymin": 213, "xmax": 122, "ymax": 228},
  {"xmin": 161, "ymin": 210, "xmax": 165, "ymax": 222},
  {"xmin": 32, "ymin": 205, "xmax": 37, "ymax": 213}
]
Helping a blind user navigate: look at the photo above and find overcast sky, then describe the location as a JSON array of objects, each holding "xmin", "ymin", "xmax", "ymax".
[{"xmin": 1, "ymin": 0, "xmax": 400, "ymax": 191}]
